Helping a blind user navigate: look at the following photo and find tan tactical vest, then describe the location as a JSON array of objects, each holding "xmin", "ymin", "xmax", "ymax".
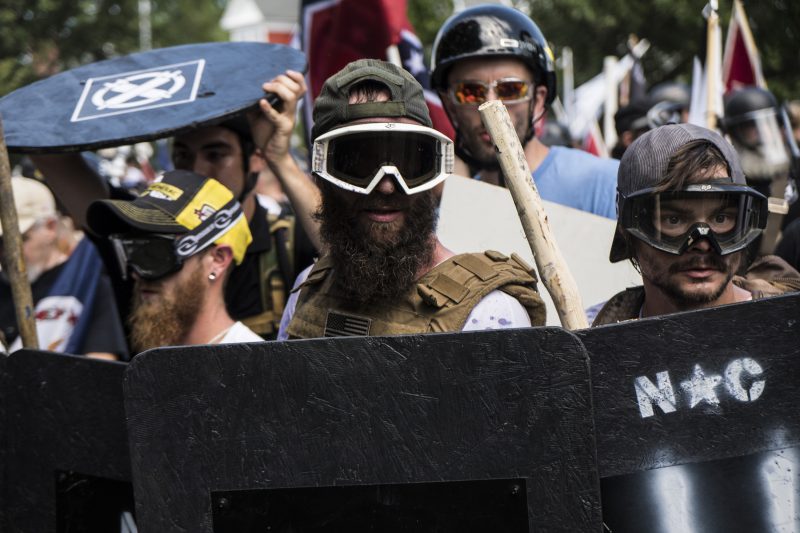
[{"xmin": 286, "ymin": 251, "xmax": 546, "ymax": 339}]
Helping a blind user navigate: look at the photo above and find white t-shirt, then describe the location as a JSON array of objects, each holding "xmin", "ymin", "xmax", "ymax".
[
  {"xmin": 219, "ymin": 321, "xmax": 264, "ymax": 344},
  {"xmin": 277, "ymin": 265, "xmax": 531, "ymax": 340}
]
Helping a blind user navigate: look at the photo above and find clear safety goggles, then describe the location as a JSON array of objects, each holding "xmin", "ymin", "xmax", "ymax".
[
  {"xmin": 619, "ymin": 183, "xmax": 767, "ymax": 256},
  {"xmin": 449, "ymin": 78, "xmax": 533, "ymax": 106},
  {"xmin": 312, "ymin": 123, "xmax": 454, "ymax": 195}
]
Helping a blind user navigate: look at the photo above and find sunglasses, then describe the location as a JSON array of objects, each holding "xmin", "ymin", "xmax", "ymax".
[
  {"xmin": 110, "ymin": 234, "xmax": 184, "ymax": 281},
  {"xmin": 449, "ymin": 78, "xmax": 533, "ymax": 106},
  {"xmin": 312, "ymin": 122, "xmax": 454, "ymax": 195}
]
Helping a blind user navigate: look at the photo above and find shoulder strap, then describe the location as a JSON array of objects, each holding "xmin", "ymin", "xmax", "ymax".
[{"xmin": 241, "ymin": 212, "xmax": 296, "ymax": 338}]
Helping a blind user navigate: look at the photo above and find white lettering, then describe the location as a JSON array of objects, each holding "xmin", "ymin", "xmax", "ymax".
[
  {"xmin": 635, "ymin": 371, "xmax": 677, "ymax": 418},
  {"xmin": 680, "ymin": 364, "xmax": 723, "ymax": 408},
  {"xmin": 725, "ymin": 357, "xmax": 765, "ymax": 402}
]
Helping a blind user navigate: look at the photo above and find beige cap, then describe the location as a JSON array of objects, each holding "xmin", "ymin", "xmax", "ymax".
[{"xmin": 0, "ymin": 177, "xmax": 56, "ymax": 237}]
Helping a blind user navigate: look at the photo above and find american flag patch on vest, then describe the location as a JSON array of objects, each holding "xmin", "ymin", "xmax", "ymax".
[{"xmin": 324, "ymin": 311, "xmax": 372, "ymax": 337}]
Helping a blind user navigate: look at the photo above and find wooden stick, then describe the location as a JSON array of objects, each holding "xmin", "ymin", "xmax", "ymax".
[
  {"xmin": 0, "ymin": 115, "xmax": 39, "ymax": 349},
  {"xmin": 479, "ymin": 101, "xmax": 588, "ymax": 330}
]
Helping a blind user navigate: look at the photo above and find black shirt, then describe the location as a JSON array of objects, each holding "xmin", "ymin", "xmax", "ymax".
[{"xmin": 0, "ymin": 263, "xmax": 129, "ymax": 359}]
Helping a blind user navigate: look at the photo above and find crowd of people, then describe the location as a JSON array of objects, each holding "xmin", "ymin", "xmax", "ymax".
[{"xmin": 2, "ymin": 4, "xmax": 799, "ymax": 357}]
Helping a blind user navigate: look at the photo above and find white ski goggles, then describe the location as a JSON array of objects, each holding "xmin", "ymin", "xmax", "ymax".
[{"xmin": 312, "ymin": 122, "xmax": 454, "ymax": 195}]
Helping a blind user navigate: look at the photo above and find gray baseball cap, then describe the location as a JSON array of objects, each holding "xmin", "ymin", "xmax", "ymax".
[
  {"xmin": 311, "ymin": 59, "xmax": 432, "ymax": 141},
  {"xmin": 610, "ymin": 123, "xmax": 746, "ymax": 262}
]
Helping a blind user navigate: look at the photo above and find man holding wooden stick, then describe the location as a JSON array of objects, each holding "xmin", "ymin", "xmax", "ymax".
[
  {"xmin": 429, "ymin": 4, "xmax": 618, "ymax": 219},
  {"xmin": 280, "ymin": 59, "xmax": 545, "ymax": 339}
]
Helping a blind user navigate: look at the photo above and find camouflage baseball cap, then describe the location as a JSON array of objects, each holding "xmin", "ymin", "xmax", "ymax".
[{"xmin": 311, "ymin": 59, "xmax": 432, "ymax": 141}]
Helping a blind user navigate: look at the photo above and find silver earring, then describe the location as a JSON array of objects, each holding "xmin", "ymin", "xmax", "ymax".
[{"xmin": 208, "ymin": 272, "xmax": 217, "ymax": 281}]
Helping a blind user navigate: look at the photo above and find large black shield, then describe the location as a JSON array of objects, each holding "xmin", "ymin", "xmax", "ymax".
[
  {"xmin": 577, "ymin": 293, "xmax": 800, "ymax": 532},
  {"xmin": 0, "ymin": 42, "xmax": 306, "ymax": 153},
  {"xmin": 124, "ymin": 328, "xmax": 602, "ymax": 532},
  {"xmin": 3, "ymin": 351, "xmax": 133, "ymax": 532},
  {"xmin": 0, "ymin": 353, "xmax": 7, "ymax": 530}
]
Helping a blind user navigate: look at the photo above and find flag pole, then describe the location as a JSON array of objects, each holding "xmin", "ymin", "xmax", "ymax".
[
  {"xmin": 704, "ymin": 0, "xmax": 721, "ymax": 130},
  {"xmin": 0, "ymin": 115, "xmax": 39, "ymax": 349},
  {"xmin": 479, "ymin": 100, "xmax": 588, "ymax": 330}
]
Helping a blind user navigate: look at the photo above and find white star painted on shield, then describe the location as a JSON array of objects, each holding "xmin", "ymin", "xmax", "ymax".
[
  {"xmin": 680, "ymin": 364, "xmax": 723, "ymax": 408},
  {"xmin": 405, "ymin": 49, "xmax": 426, "ymax": 76}
]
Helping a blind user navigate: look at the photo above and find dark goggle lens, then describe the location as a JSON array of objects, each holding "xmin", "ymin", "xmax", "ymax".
[
  {"xmin": 118, "ymin": 236, "xmax": 183, "ymax": 280},
  {"xmin": 453, "ymin": 80, "xmax": 530, "ymax": 105},
  {"xmin": 327, "ymin": 131, "xmax": 441, "ymax": 186},
  {"xmin": 625, "ymin": 192, "xmax": 765, "ymax": 254}
]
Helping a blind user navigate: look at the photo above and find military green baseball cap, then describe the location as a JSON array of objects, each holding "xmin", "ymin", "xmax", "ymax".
[{"xmin": 311, "ymin": 59, "xmax": 432, "ymax": 141}]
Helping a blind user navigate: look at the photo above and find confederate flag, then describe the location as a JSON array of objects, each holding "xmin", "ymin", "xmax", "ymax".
[
  {"xmin": 300, "ymin": 0, "xmax": 455, "ymax": 140},
  {"xmin": 722, "ymin": 0, "xmax": 767, "ymax": 93}
]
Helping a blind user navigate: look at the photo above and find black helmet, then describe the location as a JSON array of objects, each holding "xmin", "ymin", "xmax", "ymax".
[
  {"xmin": 647, "ymin": 82, "xmax": 691, "ymax": 109},
  {"xmin": 722, "ymin": 86, "xmax": 778, "ymax": 126},
  {"xmin": 430, "ymin": 4, "xmax": 556, "ymax": 107},
  {"xmin": 721, "ymin": 87, "xmax": 790, "ymax": 181}
]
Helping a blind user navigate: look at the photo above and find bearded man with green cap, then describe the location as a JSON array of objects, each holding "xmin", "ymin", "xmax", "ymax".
[{"xmin": 278, "ymin": 59, "xmax": 545, "ymax": 339}]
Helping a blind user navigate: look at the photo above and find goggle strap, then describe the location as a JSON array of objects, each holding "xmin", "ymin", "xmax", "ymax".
[{"xmin": 110, "ymin": 238, "xmax": 129, "ymax": 281}]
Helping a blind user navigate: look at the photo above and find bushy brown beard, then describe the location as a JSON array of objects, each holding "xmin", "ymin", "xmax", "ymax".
[
  {"xmin": 316, "ymin": 183, "xmax": 438, "ymax": 304},
  {"xmin": 129, "ymin": 266, "xmax": 206, "ymax": 353}
]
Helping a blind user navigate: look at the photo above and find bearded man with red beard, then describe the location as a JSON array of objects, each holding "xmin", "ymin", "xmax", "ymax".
[
  {"xmin": 278, "ymin": 59, "xmax": 545, "ymax": 340},
  {"xmin": 87, "ymin": 170, "xmax": 263, "ymax": 353},
  {"xmin": 594, "ymin": 123, "xmax": 800, "ymax": 325}
]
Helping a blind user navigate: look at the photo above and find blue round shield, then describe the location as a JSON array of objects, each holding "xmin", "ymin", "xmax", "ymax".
[{"xmin": 0, "ymin": 42, "xmax": 306, "ymax": 153}]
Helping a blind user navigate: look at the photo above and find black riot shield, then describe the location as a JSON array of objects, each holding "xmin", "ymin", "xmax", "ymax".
[
  {"xmin": 0, "ymin": 353, "xmax": 7, "ymax": 530},
  {"xmin": 3, "ymin": 350, "xmax": 134, "ymax": 532},
  {"xmin": 124, "ymin": 328, "xmax": 602, "ymax": 532},
  {"xmin": 577, "ymin": 292, "xmax": 800, "ymax": 532}
]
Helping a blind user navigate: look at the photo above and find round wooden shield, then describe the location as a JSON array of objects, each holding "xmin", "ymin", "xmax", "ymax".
[{"xmin": 0, "ymin": 42, "xmax": 306, "ymax": 153}]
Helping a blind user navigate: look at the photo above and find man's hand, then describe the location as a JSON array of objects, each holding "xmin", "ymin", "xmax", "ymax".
[{"xmin": 249, "ymin": 70, "xmax": 307, "ymax": 167}]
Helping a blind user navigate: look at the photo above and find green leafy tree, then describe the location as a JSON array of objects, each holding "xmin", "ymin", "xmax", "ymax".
[
  {"xmin": 408, "ymin": 0, "xmax": 453, "ymax": 58},
  {"xmin": 407, "ymin": 0, "xmax": 800, "ymax": 103},
  {"xmin": 0, "ymin": 0, "xmax": 226, "ymax": 98}
]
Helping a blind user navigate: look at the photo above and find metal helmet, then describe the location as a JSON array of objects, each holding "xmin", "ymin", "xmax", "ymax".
[
  {"xmin": 721, "ymin": 87, "xmax": 790, "ymax": 181},
  {"xmin": 722, "ymin": 86, "xmax": 780, "ymax": 142},
  {"xmin": 430, "ymin": 4, "xmax": 556, "ymax": 107},
  {"xmin": 647, "ymin": 82, "xmax": 691, "ymax": 110}
]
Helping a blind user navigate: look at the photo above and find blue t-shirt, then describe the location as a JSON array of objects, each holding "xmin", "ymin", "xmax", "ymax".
[{"xmin": 532, "ymin": 146, "xmax": 618, "ymax": 219}]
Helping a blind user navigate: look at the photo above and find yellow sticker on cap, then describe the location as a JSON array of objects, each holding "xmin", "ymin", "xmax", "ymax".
[
  {"xmin": 143, "ymin": 182, "xmax": 183, "ymax": 201},
  {"xmin": 175, "ymin": 179, "xmax": 231, "ymax": 230}
]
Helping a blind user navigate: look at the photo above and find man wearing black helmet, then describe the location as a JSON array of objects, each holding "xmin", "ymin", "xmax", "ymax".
[
  {"xmin": 430, "ymin": 4, "xmax": 618, "ymax": 219},
  {"xmin": 593, "ymin": 123, "xmax": 800, "ymax": 325},
  {"xmin": 646, "ymin": 81, "xmax": 691, "ymax": 126},
  {"xmin": 722, "ymin": 86, "xmax": 798, "ymax": 255},
  {"xmin": 33, "ymin": 71, "xmax": 321, "ymax": 341}
]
